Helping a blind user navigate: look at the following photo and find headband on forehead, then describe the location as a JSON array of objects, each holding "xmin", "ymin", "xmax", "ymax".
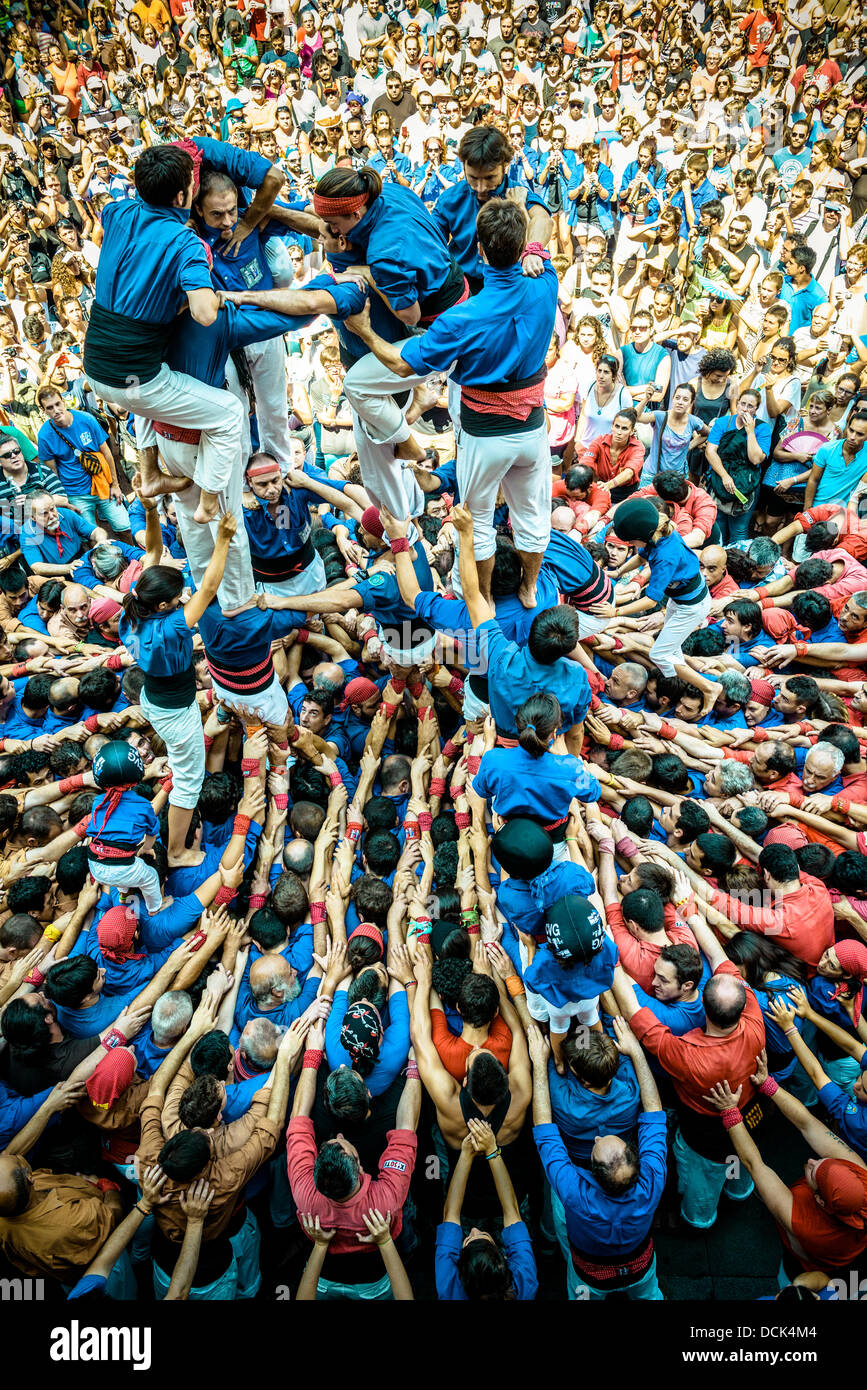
[
  {"xmin": 247, "ymin": 462, "xmax": 282, "ymax": 479},
  {"xmin": 312, "ymin": 191, "xmax": 368, "ymax": 217}
]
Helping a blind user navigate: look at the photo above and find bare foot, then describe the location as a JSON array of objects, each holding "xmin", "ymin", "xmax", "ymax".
[
  {"xmin": 394, "ymin": 437, "xmax": 426, "ymax": 462},
  {"xmin": 193, "ymin": 490, "xmax": 220, "ymax": 523},
  {"xmin": 168, "ymin": 848, "xmax": 206, "ymax": 869},
  {"xmin": 137, "ymin": 451, "xmax": 192, "ymax": 498},
  {"xmin": 406, "ymin": 379, "xmax": 443, "ymax": 424},
  {"xmin": 517, "ymin": 582, "xmax": 538, "ymax": 609}
]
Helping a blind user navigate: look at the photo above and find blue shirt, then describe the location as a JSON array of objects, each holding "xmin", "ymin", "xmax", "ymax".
[
  {"xmin": 642, "ymin": 529, "xmax": 706, "ymax": 606},
  {"xmin": 73, "ymin": 540, "xmax": 143, "ymax": 592},
  {"xmin": 412, "ymin": 564, "xmax": 559, "ymax": 648},
  {"xmin": 19, "ymin": 505, "xmax": 94, "ymax": 566},
  {"xmin": 548, "ymin": 1059, "xmax": 641, "ymax": 1164},
  {"xmin": 474, "ymin": 745, "xmax": 600, "ymax": 823},
  {"xmin": 772, "ymin": 144, "xmax": 811, "ymax": 188},
  {"xmin": 86, "ymin": 786, "xmax": 158, "ymax": 851},
  {"xmin": 780, "ymin": 275, "xmax": 827, "ymax": 333},
  {"xmin": 811, "ymin": 439, "xmax": 867, "ymax": 507},
  {"xmin": 0, "ymin": 1080, "xmax": 53, "ymax": 1151},
  {"xmin": 620, "ymin": 341, "xmax": 667, "ymax": 390},
  {"xmin": 534, "ymin": 1110, "xmax": 668, "ymax": 1257},
  {"xmin": 37, "ymin": 409, "xmax": 108, "ymax": 496},
  {"xmin": 353, "ymin": 547, "xmax": 435, "ymax": 641},
  {"xmin": 476, "ymin": 616, "xmax": 592, "ymax": 737},
  {"xmin": 819, "ymin": 1061, "xmax": 867, "ymax": 1158},
  {"xmin": 435, "ymin": 1220, "xmax": 538, "ymax": 1300},
  {"xmin": 669, "ymin": 177, "xmax": 718, "ymax": 238},
  {"xmin": 118, "ymin": 604, "xmax": 193, "ymax": 679},
  {"xmin": 324, "ymin": 989, "xmax": 410, "ymax": 1097},
  {"xmin": 431, "ymin": 171, "xmax": 550, "ymax": 282},
  {"xmin": 94, "ymin": 198, "xmax": 213, "ymax": 322},
  {"xmin": 55, "ymin": 984, "xmax": 141, "ymax": 1037},
  {"xmin": 344, "ymin": 181, "xmax": 455, "ymax": 312},
  {"xmin": 400, "ymin": 261, "xmax": 558, "ymax": 387}
]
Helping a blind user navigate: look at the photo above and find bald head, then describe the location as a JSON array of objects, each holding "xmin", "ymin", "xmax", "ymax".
[
  {"xmin": 590, "ymin": 1134, "xmax": 639, "ymax": 1195},
  {"xmin": 48, "ymin": 677, "xmax": 79, "ymax": 710},
  {"xmin": 312, "ymin": 662, "xmax": 346, "ymax": 695},
  {"xmin": 283, "ymin": 837, "xmax": 315, "ymax": 876},
  {"xmin": 249, "ymin": 954, "xmax": 300, "ymax": 1008},
  {"xmin": 63, "ymin": 583, "xmax": 88, "ymax": 610},
  {"xmin": 0, "ymin": 1153, "xmax": 31, "ymax": 1217},
  {"xmin": 703, "ymin": 971, "xmax": 747, "ymax": 1030},
  {"xmin": 700, "ymin": 546, "xmax": 728, "ymax": 589}
]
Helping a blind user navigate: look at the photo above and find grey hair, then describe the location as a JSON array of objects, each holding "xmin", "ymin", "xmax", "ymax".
[
  {"xmin": 251, "ymin": 970, "xmax": 301, "ymax": 1006},
  {"xmin": 716, "ymin": 762, "xmax": 756, "ymax": 796},
  {"xmin": 718, "ymin": 670, "xmax": 751, "ymax": 706},
  {"xmin": 620, "ymin": 662, "xmax": 649, "ymax": 694},
  {"xmin": 151, "ymin": 990, "xmax": 194, "ymax": 1046},
  {"xmin": 747, "ymin": 537, "xmax": 780, "ymax": 568},
  {"xmin": 90, "ymin": 543, "xmax": 126, "ymax": 581},
  {"xmin": 809, "ymin": 742, "xmax": 845, "ymax": 776},
  {"xmin": 240, "ymin": 1017, "xmax": 282, "ymax": 1070}
]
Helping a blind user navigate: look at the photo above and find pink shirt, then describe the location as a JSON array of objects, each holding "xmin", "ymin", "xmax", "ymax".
[{"xmin": 814, "ymin": 548, "xmax": 867, "ymax": 604}]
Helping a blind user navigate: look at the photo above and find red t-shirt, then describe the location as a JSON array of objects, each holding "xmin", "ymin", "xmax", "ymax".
[
  {"xmin": 430, "ymin": 1008, "xmax": 513, "ymax": 1081},
  {"xmin": 631, "ymin": 960, "xmax": 766, "ymax": 1113},
  {"xmin": 710, "ymin": 875, "xmax": 834, "ymax": 970},
  {"xmin": 606, "ymin": 900, "xmax": 698, "ymax": 993},
  {"xmin": 782, "ymin": 1167, "xmax": 867, "ymax": 1271}
]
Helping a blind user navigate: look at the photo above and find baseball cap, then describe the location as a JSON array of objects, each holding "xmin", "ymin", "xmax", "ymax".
[
  {"xmin": 83, "ymin": 116, "xmax": 101, "ymax": 131},
  {"xmin": 86, "ymin": 74, "xmax": 103, "ymax": 89},
  {"xmin": 771, "ymin": 52, "xmax": 789, "ymax": 66},
  {"xmin": 825, "ymin": 201, "xmax": 843, "ymax": 215},
  {"xmin": 116, "ymin": 115, "xmax": 132, "ymax": 129},
  {"xmin": 249, "ymin": 77, "xmax": 264, "ymax": 89},
  {"xmin": 545, "ymin": 896, "xmax": 605, "ymax": 966}
]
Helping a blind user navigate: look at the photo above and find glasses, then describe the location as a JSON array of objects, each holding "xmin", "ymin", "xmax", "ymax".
[
  {"xmin": 769, "ymin": 353, "xmax": 789, "ymax": 363},
  {"xmin": 0, "ymin": 449, "xmax": 21, "ymax": 460}
]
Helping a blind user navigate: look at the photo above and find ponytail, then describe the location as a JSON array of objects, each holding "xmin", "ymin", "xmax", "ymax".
[
  {"xmin": 313, "ymin": 165, "xmax": 382, "ymax": 217},
  {"xmin": 516, "ymin": 691, "xmax": 562, "ymax": 759},
  {"xmin": 121, "ymin": 565, "xmax": 184, "ymax": 630}
]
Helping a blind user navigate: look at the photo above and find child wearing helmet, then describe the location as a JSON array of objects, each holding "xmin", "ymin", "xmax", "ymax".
[{"xmin": 85, "ymin": 740, "xmax": 163, "ymax": 912}]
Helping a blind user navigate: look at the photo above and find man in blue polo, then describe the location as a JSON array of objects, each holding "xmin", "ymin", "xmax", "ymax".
[
  {"xmin": 530, "ymin": 1018, "xmax": 667, "ymax": 1301},
  {"xmin": 18, "ymin": 492, "xmax": 103, "ymax": 578},
  {"xmin": 431, "ymin": 126, "xmax": 551, "ymax": 294},
  {"xmin": 82, "ymin": 143, "xmax": 280, "ymax": 529},
  {"xmin": 804, "ymin": 412, "xmax": 867, "ymax": 509},
  {"xmin": 780, "ymin": 243, "xmax": 827, "ymax": 333},
  {"xmin": 35, "ymin": 388, "xmax": 132, "ymax": 543}
]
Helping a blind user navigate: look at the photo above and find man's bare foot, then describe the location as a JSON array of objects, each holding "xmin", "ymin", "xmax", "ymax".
[
  {"xmin": 517, "ymin": 582, "xmax": 538, "ymax": 609},
  {"xmin": 394, "ymin": 437, "xmax": 426, "ymax": 462},
  {"xmin": 168, "ymin": 848, "xmax": 206, "ymax": 869},
  {"xmin": 406, "ymin": 379, "xmax": 443, "ymax": 425},
  {"xmin": 137, "ymin": 451, "xmax": 192, "ymax": 498},
  {"xmin": 193, "ymin": 490, "xmax": 220, "ymax": 523}
]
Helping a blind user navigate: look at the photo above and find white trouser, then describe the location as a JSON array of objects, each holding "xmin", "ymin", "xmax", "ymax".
[
  {"xmin": 378, "ymin": 625, "xmax": 438, "ymax": 667},
  {"xmin": 649, "ymin": 590, "xmax": 712, "ymax": 677},
  {"xmin": 139, "ymin": 693, "xmax": 206, "ymax": 810},
  {"xmin": 457, "ymin": 420, "xmax": 553, "ymax": 562},
  {"xmin": 210, "ymin": 671, "xmax": 289, "ymax": 726},
  {"xmin": 253, "ymin": 550, "xmax": 326, "ymax": 598},
  {"xmin": 245, "ymin": 336, "xmax": 293, "ymax": 466},
  {"xmin": 88, "ymin": 363, "xmax": 245, "ymax": 495},
  {"xmin": 89, "ymin": 857, "xmax": 162, "ymax": 913},
  {"xmin": 577, "ymin": 610, "xmax": 611, "ymax": 639},
  {"xmin": 156, "ymin": 435, "xmax": 255, "ymax": 612},
  {"xmin": 343, "ymin": 352, "xmax": 434, "ymax": 523}
]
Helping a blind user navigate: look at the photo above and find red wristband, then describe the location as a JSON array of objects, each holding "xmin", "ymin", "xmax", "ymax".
[
  {"xmin": 12, "ymin": 662, "xmax": 27, "ymax": 678},
  {"xmin": 214, "ymin": 885, "xmax": 237, "ymax": 906},
  {"xmin": 96, "ymin": 1178, "xmax": 122, "ymax": 1194},
  {"xmin": 418, "ymin": 810, "xmax": 433, "ymax": 832},
  {"xmin": 382, "ymin": 701, "xmax": 399, "ymax": 719},
  {"xmin": 448, "ymin": 674, "xmax": 464, "ymax": 696},
  {"xmin": 455, "ymin": 811, "xmax": 471, "ymax": 829},
  {"xmin": 390, "ymin": 677, "xmax": 406, "ymax": 694},
  {"xmin": 296, "ymin": 628, "xmax": 310, "ymax": 644},
  {"xmin": 756, "ymin": 586, "xmax": 769, "ymax": 599},
  {"xmin": 58, "ymin": 774, "xmax": 86, "ymax": 794},
  {"xmin": 721, "ymin": 1107, "xmax": 743, "ymax": 1130},
  {"xmin": 442, "ymin": 740, "xmax": 459, "ymax": 760},
  {"xmin": 328, "ymin": 771, "xmax": 343, "ymax": 788},
  {"xmin": 106, "ymin": 652, "xmax": 124, "ymax": 671},
  {"xmin": 608, "ymin": 733, "xmax": 625, "ymax": 750},
  {"xmin": 74, "ymin": 816, "xmax": 89, "ymax": 839},
  {"xmin": 787, "ymin": 790, "xmax": 804, "ymax": 808},
  {"xmin": 203, "ymin": 734, "xmax": 215, "ymax": 751},
  {"xmin": 274, "ymin": 792, "xmax": 288, "ymax": 810},
  {"xmin": 303, "ymin": 1049, "xmax": 324, "ymax": 1069},
  {"xmin": 794, "ymin": 640, "xmax": 808, "ymax": 657},
  {"xmin": 659, "ymin": 721, "xmax": 677, "ymax": 740},
  {"xmin": 403, "ymin": 819, "xmax": 420, "ymax": 841},
  {"xmin": 751, "ymin": 727, "xmax": 769, "ymax": 742},
  {"xmin": 310, "ymin": 900, "xmax": 326, "ymax": 924},
  {"xmin": 466, "ymin": 754, "xmax": 481, "ymax": 775},
  {"xmin": 405, "ymin": 1060, "xmax": 420, "ymax": 1079},
  {"xmin": 289, "ymin": 727, "xmax": 300, "ymax": 744},
  {"xmin": 759, "ymin": 1076, "xmax": 779, "ymax": 1097},
  {"xmin": 346, "ymin": 819, "xmax": 363, "ymax": 842},
  {"xmin": 408, "ymin": 680, "xmax": 424, "ymax": 698},
  {"xmin": 233, "ymin": 814, "xmax": 251, "ymax": 837},
  {"xmin": 248, "ymin": 893, "xmax": 267, "ymax": 911},
  {"xmin": 25, "ymin": 968, "xmax": 45, "ymax": 986},
  {"xmin": 241, "ymin": 757, "xmax": 261, "ymax": 777},
  {"xmin": 832, "ymin": 795, "xmax": 851, "ymax": 815},
  {"xmin": 390, "ymin": 536, "xmax": 410, "ymax": 554},
  {"xmin": 84, "ymin": 714, "xmax": 100, "ymax": 733},
  {"xmin": 429, "ymin": 777, "xmax": 446, "ymax": 797},
  {"xmin": 160, "ymin": 775, "xmax": 173, "ymax": 792}
]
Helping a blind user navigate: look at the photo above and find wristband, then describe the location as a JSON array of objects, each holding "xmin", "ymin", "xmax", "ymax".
[
  {"xmin": 751, "ymin": 726, "xmax": 769, "ymax": 742},
  {"xmin": 390, "ymin": 677, "xmax": 407, "ymax": 695},
  {"xmin": 296, "ymin": 628, "xmax": 310, "ymax": 644},
  {"xmin": 442, "ymin": 739, "xmax": 459, "ymax": 760},
  {"xmin": 787, "ymin": 790, "xmax": 804, "ymax": 809},
  {"xmin": 760, "ymin": 596, "xmax": 775, "ymax": 610},
  {"xmin": 448, "ymin": 674, "xmax": 464, "ymax": 696},
  {"xmin": 483, "ymin": 1146, "xmax": 503, "ymax": 1161},
  {"xmin": 615, "ymin": 835, "xmax": 638, "ymax": 858},
  {"xmin": 721, "ymin": 1107, "xmax": 743, "ymax": 1130},
  {"xmin": 160, "ymin": 775, "xmax": 173, "ymax": 792},
  {"xmin": 248, "ymin": 893, "xmax": 268, "ymax": 911},
  {"xmin": 611, "ymin": 636, "xmax": 624, "ymax": 652},
  {"xmin": 520, "ymin": 241, "xmax": 549, "ymax": 262},
  {"xmin": 799, "ymin": 722, "xmax": 814, "ymax": 736},
  {"xmin": 390, "ymin": 536, "xmax": 410, "ymax": 554},
  {"xmin": 429, "ymin": 777, "xmax": 447, "ymax": 798},
  {"xmin": 106, "ymin": 652, "xmax": 124, "ymax": 671},
  {"xmin": 241, "ymin": 757, "xmax": 260, "ymax": 778},
  {"xmin": 289, "ymin": 726, "xmax": 300, "ymax": 744},
  {"xmin": 302, "ymin": 1048, "xmax": 324, "ymax": 1070},
  {"xmin": 759, "ymin": 1076, "xmax": 779, "ymax": 1097},
  {"xmin": 597, "ymin": 838, "xmax": 616, "ymax": 856},
  {"xmin": 506, "ymin": 975, "xmax": 525, "ymax": 998},
  {"xmin": 310, "ymin": 900, "xmax": 326, "ymax": 925},
  {"xmin": 382, "ymin": 701, "xmax": 399, "ymax": 719},
  {"xmin": 73, "ymin": 816, "xmax": 89, "ymax": 840},
  {"xmin": 328, "ymin": 771, "xmax": 343, "ymax": 788},
  {"xmin": 783, "ymin": 1025, "xmax": 798, "ymax": 1037},
  {"xmin": 214, "ymin": 885, "xmax": 237, "ymax": 906},
  {"xmin": 756, "ymin": 586, "xmax": 769, "ymax": 600},
  {"xmin": 273, "ymin": 792, "xmax": 288, "ymax": 810},
  {"xmin": 134, "ymin": 1202, "xmax": 150, "ymax": 1216},
  {"xmin": 659, "ymin": 721, "xmax": 678, "ymax": 741},
  {"xmin": 794, "ymin": 640, "xmax": 808, "ymax": 658},
  {"xmin": 418, "ymin": 810, "xmax": 432, "ymax": 833},
  {"xmin": 832, "ymin": 795, "xmax": 852, "ymax": 815},
  {"xmin": 232, "ymin": 814, "xmax": 251, "ymax": 838},
  {"xmin": 408, "ymin": 680, "xmax": 424, "ymax": 699},
  {"xmin": 96, "ymin": 1179, "xmax": 121, "ymax": 1195},
  {"xmin": 42, "ymin": 925, "xmax": 63, "ymax": 944},
  {"xmin": 203, "ymin": 734, "xmax": 215, "ymax": 751},
  {"xmin": 57, "ymin": 773, "xmax": 86, "ymax": 794},
  {"xmin": 608, "ymin": 733, "xmax": 625, "ymax": 750},
  {"xmin": 417, "ymin": 705, "xmax": 434, "ymax": 721},
  {"xmin": 403, "ymin": 979, "xmax": 417, "ymax": 989},
  {"xmin": 12, "ymin": 662, "xmax": 27, "ymax": 678},
  {"xmin": 83, "ymin": 714, "xmax": 100, "ymax": 733},
  {"xmin": 455, "ymin": 810, "xmax": 471, "ymax": 829},
  {"xmin": 102, "ymin": 1027, "xmax": 127, "ymax": 1051},
  {"xmin": 346, "ymin": 818, "xmax": 363, "ymax": 843},
  {"xmin": 466, "ymin": 754, "xmax": 481, "ymax": 775},
  {"xmin": 25, "ymin": 968, "xmax": 45, "ymax": 986},
  {"xmin": 405, "ymin": 1059, "xmax": 420, "ymax": 1078},
  {"xmin": 403, "ymin": 818, "xmax": 420, "ymax": 841}
]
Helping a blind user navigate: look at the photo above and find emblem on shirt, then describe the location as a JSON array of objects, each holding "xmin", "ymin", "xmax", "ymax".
[
  {"xmin": 382, "ymin": 1159, "xmax": 407, "ymax": 1172},
  {"xmin": 240, "ymin": 260, "xmax": 264, "ymax": 289}
]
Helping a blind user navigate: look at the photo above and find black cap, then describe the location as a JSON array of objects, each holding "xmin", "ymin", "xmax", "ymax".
[
  {"xmin": 491, "ymin": 818, "xmax": 554, "ymax": 878},
  {"xmin": 611, "ymin": 497, "xmax": 660, "ymax": 542},
  {"xmin": 545, "ymin": 895, "xmax": 605, "ymax": 965}
]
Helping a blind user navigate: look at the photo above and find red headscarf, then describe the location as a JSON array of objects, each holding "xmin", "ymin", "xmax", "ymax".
[
  {"xmin": 816, "ymin": 1158, "xmax": 867, "ymax": 1229},
  {"xmin": 97, "ymin": 905, "xmax": 145, "ymax": 964},
  {"xmin": 830, "ymin": 939, "xmax": 867, "ymax": 1023},
  {"xmin": 86, "ymin": 1046, "xmax": 137, "ymax": 1110}
]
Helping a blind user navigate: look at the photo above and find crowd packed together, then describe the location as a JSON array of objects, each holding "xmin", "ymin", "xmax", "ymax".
[{"xmin": 2, "ymin": 0, "xmax": 867, "ymax": 1309}]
